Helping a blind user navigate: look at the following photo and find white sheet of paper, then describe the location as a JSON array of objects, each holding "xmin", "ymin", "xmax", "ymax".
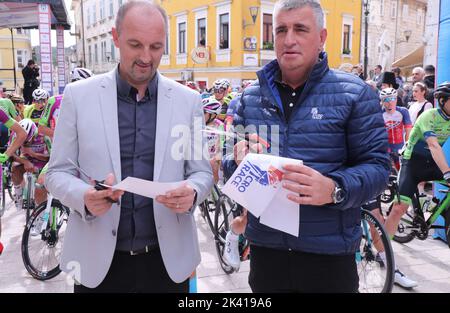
[
  {"xmin": 112, "ymin": 177, "xmax": 185, "ymax": 199},
  {"xmin": 259, "ymin": 188, "xmax": 300, "ymax": 237},
  {"xmin": 221, "ymin": 153, "xmax": 302, "ymax": 236}
]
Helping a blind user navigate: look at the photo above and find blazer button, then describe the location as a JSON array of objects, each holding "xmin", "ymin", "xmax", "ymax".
[{"xmin": 112, "ymin": 230, "xmax": 117, "ymax": 237}]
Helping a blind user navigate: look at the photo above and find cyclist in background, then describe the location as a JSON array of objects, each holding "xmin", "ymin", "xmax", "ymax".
[
  {"xmin": 35, "ymin": 67, "xmax": 94, "ymax": 206},
  {"xmin": 0, "ymin": 97, "xmax": 20, "ymax": 122},
  {"xmin": 7, "ymin": 93, "xmax": 25, "ymax": 119},
  {"xmin": 385, "ymin": 81, "xmax": 450, "ymax": 288},
  {"xmin": 203, "ymin": 97, "xmax": 224, "ymax": 183},
  {"xmin": 381, "ymin": 87, "xmax": 412, "ymax": 171},
  {"xmin": 211, "ymin": 79, "xmax": 231, "ymax": 122}
]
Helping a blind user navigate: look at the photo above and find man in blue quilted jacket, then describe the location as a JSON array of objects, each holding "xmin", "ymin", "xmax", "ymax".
[{"xmin": 223, "ymin": 0, "xmax": 390, "ymax": 293}]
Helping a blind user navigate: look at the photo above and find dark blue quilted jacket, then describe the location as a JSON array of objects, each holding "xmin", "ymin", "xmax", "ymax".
[{"xmin": 223, "ymin": 52, "xmax": 390, "ymax": 255}]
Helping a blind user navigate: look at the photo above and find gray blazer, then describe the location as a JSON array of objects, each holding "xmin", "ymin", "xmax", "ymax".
[{"xmin": 45, "ymin": 69, "xmax": 213, "ymax": 288}]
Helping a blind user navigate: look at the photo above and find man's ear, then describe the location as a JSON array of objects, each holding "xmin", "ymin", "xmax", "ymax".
[
  {"xmin": 319, "ymin": 28, "xmax": 327, "ymax": 51},
  {"xmin": 112, "ymin": 27, "xmax": 120, "ymax": 48}
]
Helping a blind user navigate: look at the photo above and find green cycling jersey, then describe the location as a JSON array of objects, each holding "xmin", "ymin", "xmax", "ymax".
[
  {"xmin": 0, "ymin": 98, "xmax": 18, "ymax": 119},
  {"xmin": 403, "ymin": 108, "xmax": 450, "ymax": 160}
]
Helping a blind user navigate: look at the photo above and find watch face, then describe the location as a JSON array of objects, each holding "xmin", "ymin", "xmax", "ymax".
[{"xmin": 335, "ymin": 188, "xmax": 344, "ymax": 202}]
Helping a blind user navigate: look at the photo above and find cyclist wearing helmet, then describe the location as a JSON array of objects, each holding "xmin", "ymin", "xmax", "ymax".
[
  {"xmin": 202, "ymin": 97, "xmax": 224, "ymax": 183},
  {"xmin": 25, "ymin": 88, "xmax": 49, "ymax": 123},
  {"xmin": 71, "ymin": 67, "xmax": 94, "ymax": 82},
  {"xmin": 385, "ymin": 81, "xmax": 450, "ymax": 289},
  {"xmin": 0, "ymin": 97, "xmax": 20, "ymax": 121},
  {"xmin": 380, "ymin": 87, "xmax": 412, "ymax": 171},
  {"xmin": 11, "ymin": 118, "xmax": 50, "ymax": 207},
  {"xmin": 0, "ymin": 110, "xmax": 27, "ymax": 255},
  {"xmin": 212, "ymin": 79, "xmax": 230, "ymax": 121},
  {"xmin": 38, "ymin": 94, "xmax": 63, "ymax": 138},
  {"xmin": 7, "ymin": 93, "xmax": 25, "ymax": 119}
]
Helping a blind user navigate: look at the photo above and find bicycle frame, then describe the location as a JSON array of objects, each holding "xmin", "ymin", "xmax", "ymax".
[{"xmin": 37, "ymin": 193, "xmax": 56, "ymax": 234}]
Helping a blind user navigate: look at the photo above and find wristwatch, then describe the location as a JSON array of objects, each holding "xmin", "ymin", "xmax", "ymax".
[{"xmin": 331, "ymin": 181, "xmax": 345, "ymax": 204}]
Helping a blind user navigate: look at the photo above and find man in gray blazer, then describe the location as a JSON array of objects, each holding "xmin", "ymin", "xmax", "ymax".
[{"xmin": 45, "ymin": 1, "xmax": 213, "ymax": 292}]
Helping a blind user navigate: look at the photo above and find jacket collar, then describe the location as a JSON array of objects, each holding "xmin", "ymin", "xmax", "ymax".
[{"xmin": 257, "ymin": 51, "xmax": 330, "ymax": 113}]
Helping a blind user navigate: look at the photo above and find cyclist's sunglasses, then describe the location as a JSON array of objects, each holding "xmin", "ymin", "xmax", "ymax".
[
  {"xmin": 213, "ymin": 88, "xmax": 226, "ymax": 94},
  {"xmin": 382, "ymin": 97, "xmax": 397, "ymax": 103}
]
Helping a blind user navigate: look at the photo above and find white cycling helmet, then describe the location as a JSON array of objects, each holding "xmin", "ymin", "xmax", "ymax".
[
  {"xmin": 71, "ymin": 67, "xmax": 94, "ymax": 82},
  {"xmin": 32, "ymin": 88, "xmax": 49, "ymax": 101},
  {"xmin": 380, "ymin": 87, "xmax": 398, "ymax": 100},
  {"xmin": 18, "ymin": 118, "xmax": 38, "ymax": 143},
  {"xmin": 213, "ymin": 79, "xmax": 230, "ymax": 91}
]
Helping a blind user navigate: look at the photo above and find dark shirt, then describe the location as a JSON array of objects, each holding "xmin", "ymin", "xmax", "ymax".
[
  {"xmin": 22, "ymin": 66, "xmax": 39, "ymax": 88},
  {"xmin": 274, "ymin": 71, "xmax": 306, "ymax": 121},
  {"xmin": 115, "ymin": 67, "xmax": 158, "ymax": 252}
]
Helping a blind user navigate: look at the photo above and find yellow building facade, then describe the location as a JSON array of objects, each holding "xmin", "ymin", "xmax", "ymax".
[
  {"xmin": 0, "ymin": 28, "xmax": 33, "ymax": 93},
  {"xmin": 158, "ymin": 0, "xmax": 362, "ymax": 89}
]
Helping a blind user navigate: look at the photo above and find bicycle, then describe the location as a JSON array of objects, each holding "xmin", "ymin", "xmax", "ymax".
[
  {"xmin": 21, "ymin": 191, "xmax": 70, "ymax": 280},
  {"xmin": 199, "ymin": 184, "xmax": 222, "ymax": 235},
  {"xmin": 213, "ymin": 194, "xmax": 249, "ymax": 274},
  {"xmin": 213, "ymin": 194, "xmax": 394, "ymax": 293},
  {"xmin": 21, "ymin": 171, "xmax": 38, "ymax": 225},
  {"xmin": 357, "ymin": 209, "xmax": 395, "ymax": 293},
  {"xmin": 390, "ymin": 181, "xmax": 450, "ymax": 247}
]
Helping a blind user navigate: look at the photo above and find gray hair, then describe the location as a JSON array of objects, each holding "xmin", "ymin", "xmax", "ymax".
[
  {"xmin": 115, "ymin": 0, "xmax": 168, "ymax": 35},
  {"xmin": 273, "ymin": 0, "xmax": 324, "ymax": 30}
]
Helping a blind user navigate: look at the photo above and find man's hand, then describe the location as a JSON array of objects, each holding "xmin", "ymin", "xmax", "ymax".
[
  {"xmin": 84, "ymin": 173, "xmax": 124, "ymax": 217},
  {"xmin": 233, "ymin": 134, "xmax": 264, "ymax": 166},
  {"xmin": 282, "ymin": 164, "xmax": 336, "ymax": 206},
  {"xmin": 156, "ymin": 184, "xmax": 196, "ymax": 214},
  {"xmin": 23, "ymin": 160, "xmax": 35, "ymax": 172}
]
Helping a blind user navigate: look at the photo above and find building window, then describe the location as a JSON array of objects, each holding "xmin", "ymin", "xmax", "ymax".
[
  {"xmin": 101, "ymin": 41, "xmax": 107, "ymax": 62},
  {"xmin": 390, "ymin": 0, "xmax": 397, "ymax": 19},
  {"xmin": 263, "ymin": 13, "xmax": 273, "ymax": 50},
  {"xmin": 100, "ymin": 0, "xmax": 105, "ymax": 20},
  {"xmin": 16, "ymin": 50, "xmax": 27, "ymax": 68},
  {"xmin": 380, "ymin": 0, "xmax": 385, "ymax": 16},
  {"xmin": 342, "ymin": 24, "xmax": 351, "ymax": 55},
  {"xmin": 87, "ymin": 7, "xmax": 90, "ymax": 26},
  {"xmin": 92, "ymin": 4, "xmax": 97, "ymax": 24},
  {"xmin": 417, "ymin": 8, "xmax": 423, "ymax": 25},
  {"xmin": 110, "ymin": 40, "xmax": 116, "ymax": 61},
  {"xmin": 402, "ymin": 4, "xmax": 409, "ymax": 21},
  {"xmin": 16, "ymin": 28, "xmax": 23, "ymax": 35},
  {"xmin": 109, "ymin": 0, "xmax": 114, "ymax": 17},
  {"xmin": 197, "ymin": 18, "xmax": 206, "ymax": 47},
  {"xmin": 88, "ymin": 45, "xmax": 92, "ymax": 66},
  {"xmin": 219, "ymin": 13, "xmax": 229, "ymax": 49},
  {"xmin": 118, "ymin": 0, "xmax": 123, "ymax": 7},
  {"xmin": 94, "ymin": 43, "xmax": 98, "ymax": 64},
  {"xmin": 178, "ymin": 22, "xmax": 186, "ymax": 54}
]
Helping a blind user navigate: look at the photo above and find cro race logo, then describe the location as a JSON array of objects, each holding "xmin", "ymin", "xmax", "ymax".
[{"xmin": 230, "ymin": 161, "xmax": 284, "ymax": 193}]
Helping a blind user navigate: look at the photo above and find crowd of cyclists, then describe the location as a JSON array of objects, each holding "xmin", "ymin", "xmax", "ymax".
[
  {"xmin": 0, "ymin": 67, "xmax": 94, "ymax": 255},
  {"xmin": 1, "ymin": 64, "xmax": 450, "ymax": 293}
]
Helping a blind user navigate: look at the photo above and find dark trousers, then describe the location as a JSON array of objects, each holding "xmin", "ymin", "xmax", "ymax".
[
  {"xmin": 23, "ymin": 86, "xmax": 34, "ymax": 105},
  {"xmin": 248, "ymin": 245, "xmax": 359, "ymax": 293},
  {"xmin": 74, "ymin": 248, "xmax": 189, "ymax": 293}
]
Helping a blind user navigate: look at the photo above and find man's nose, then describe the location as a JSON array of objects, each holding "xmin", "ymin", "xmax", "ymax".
[
  {"xmin": 140, "ymin": 47, "xmax": 153, "ymax": 63},
  {"xmin": 284, "ymin": 29, "xmax": 296, "ymax": 47}
]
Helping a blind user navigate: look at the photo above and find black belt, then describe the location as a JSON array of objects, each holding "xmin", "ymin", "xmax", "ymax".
[{"xmin": 116, "ymin": 245, "xmax": 159, "ymax": 256}]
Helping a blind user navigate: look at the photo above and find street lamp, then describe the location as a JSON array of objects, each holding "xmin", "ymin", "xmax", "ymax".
[
  {"xmin": 397, "ymin": 29, "xmax": 412, "ymax": 43},
  {"xmin": 243, "ymin": 6, "xmax": 260, "ymax": 28},
  {"xmin": 363, "ymin": 0, "xmax": 370, "ymax": 80}
]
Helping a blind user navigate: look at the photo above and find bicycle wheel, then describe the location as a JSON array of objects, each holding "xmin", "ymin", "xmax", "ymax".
[
  {"xmin": 444, "ymin": 209, "xmax": 450, "ymax": 249},
  {"xmin": 21, "ymin": 199, "xmax": 69, "ymax": 281},
  {"xmin": 200, "ymin": 185, "xmax": 220, "ymax": 234},
  {"xmin": 357, "ymin": 209, "xmax": 395, "ymax": 293},
  {"xmin": 214, "ymin": 195, "xmax": 235, "ymax": 274}
]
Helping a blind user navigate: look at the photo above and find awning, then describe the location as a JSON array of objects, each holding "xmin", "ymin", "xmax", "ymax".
[
  {"xmin": 0, "ymin": 0, "xmax": 71, "ymax": 30},
  {"xmin": 392, "ymin": 45, "xmax": 424, "ymax": 69}
]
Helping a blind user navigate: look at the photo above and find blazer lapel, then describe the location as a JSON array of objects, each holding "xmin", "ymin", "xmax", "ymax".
[
  {"xmin": 99, "ymin": 70, "xmax": 121, "ymax": 182},
  {"xmin": 154, "ymin": 73, "xmax": 173, "ymax": 181}
]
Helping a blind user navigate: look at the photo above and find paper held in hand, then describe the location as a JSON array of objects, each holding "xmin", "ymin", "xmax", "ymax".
[
  {"xmin": 221, "ymin": 153, "xmax": 303, "ymax": 237},
  {"xmin": 107, "ymin": 177, "xmax": 185, "ymax": 199}
]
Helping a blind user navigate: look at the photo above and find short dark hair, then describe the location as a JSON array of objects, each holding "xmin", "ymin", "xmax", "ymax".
[
  {"xmin": 375, "ymin": 65, "xmax": 382, "ymax": 70},
  {"xmin": 392, "ymin": 67, "xmax": 401, "ymax": 74},
  {"xmin": 27, "ymin": 59, "xmax": 35, "ymax": 66},
  {"xmin": 425, "ymin": 64, "xmax": 435, "ymax": 75}
]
